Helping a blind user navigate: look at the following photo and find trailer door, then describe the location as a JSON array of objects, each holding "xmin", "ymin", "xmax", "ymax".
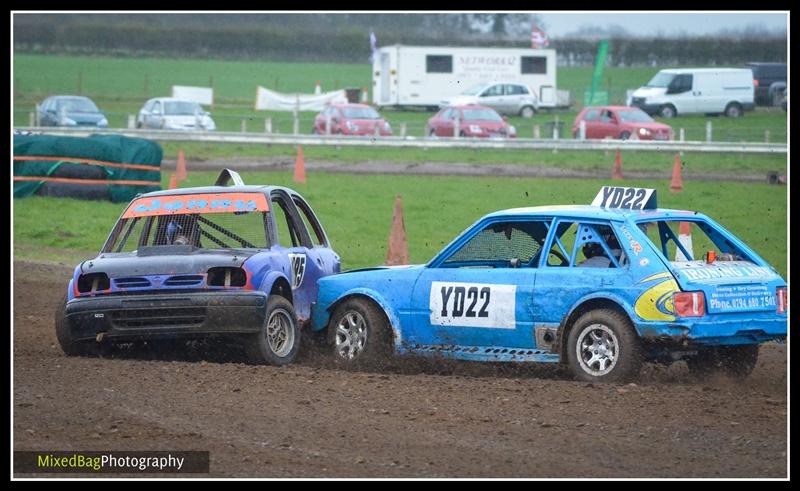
[{"xmin": 380, "ymin": 52, "xmax": 392, "ymax": 104}]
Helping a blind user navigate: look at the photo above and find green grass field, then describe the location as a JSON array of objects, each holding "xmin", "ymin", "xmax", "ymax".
[
  {"xmin": 13, "ymin": 54, "xmax": 788, "ymax": 144},
  {"xmin": 13, "ymin": 172, "xmax": 787, "ymax": 278}
]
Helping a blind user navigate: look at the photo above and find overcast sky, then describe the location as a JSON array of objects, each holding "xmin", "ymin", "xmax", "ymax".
[{"xmin": 539, "ymin": 12, "xmax": 788, "ymax": 37}]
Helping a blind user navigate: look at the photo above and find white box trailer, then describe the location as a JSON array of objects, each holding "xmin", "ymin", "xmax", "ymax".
[{"xmin": 372, "ymin": 45, "xmax": 558, "ymax": 109}]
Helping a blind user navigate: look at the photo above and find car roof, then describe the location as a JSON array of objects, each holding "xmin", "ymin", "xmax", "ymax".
[
  {"xmin": 48, "ymin": 95, "xmax": 94, "ymax": 101},
  {"xmin": 582, "ymin": 106, "xmax": 642, "ymax": 111},
  {"xmin": 149, "ymin": 97, "xmax": 201, "ymax": 103},
  {"xmin": 132, "ymin": 185, "xmax": 301, "ymax": 201},
  {"xmin": 485, "ymin": 205, "xmax": 702, "ymax": 222},
  {"xmin": 659, "ymin": 68, "xmax": 752, "ymax": 74},
  {"xmin": 331, "ymin": 103, "xmax": 372, "ymax": 108},
  {"xmin": 447, "ymin": 104, "xmax": 495, "ymax": 110}
]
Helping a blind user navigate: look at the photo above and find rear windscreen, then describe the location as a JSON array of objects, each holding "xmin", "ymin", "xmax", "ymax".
[{"xmin": 637, "ymin": 219, "xmax": 753, "ymax": 264}]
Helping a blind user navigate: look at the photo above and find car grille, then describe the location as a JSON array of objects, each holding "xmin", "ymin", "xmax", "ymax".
[
  {"xmin": 115, "ymin": 277, "xmax": 151, "ymax": 288},
  {"xmin": 631, "ymin": 97, "xmax": 645, "ymax": 105},
  {"xmin": 164, "ymin": 275, "xmax": 204, "ymax": 287},
  {"xmin": 110, "ymin": 307, "xmax": 207, "ymax": 329}
]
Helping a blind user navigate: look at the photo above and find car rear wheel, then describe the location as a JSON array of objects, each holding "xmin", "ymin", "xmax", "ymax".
[
  {"xmin": 520, "ymin": 106, "xmax": 536, "ymax": 118},
  {"xmin": 328, "ymin": 297, "xmax": 392, "ymax": 368},
  {"xmin": 244, "ymin": 295, "xmax": 301, "ymax": 365},
  {"xmin": 724, "ymin": 102, "xmax": 743, "ymax": 118},
  {"xmin": 566, "ymin": 309, "xmax": 642, "ymax": 382},
  {"xmin": 659, "ymin": 105, "xmax": 677, "ymax": 118}
]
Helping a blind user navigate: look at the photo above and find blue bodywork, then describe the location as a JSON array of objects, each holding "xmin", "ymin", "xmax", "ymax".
[
  {"xmin": 64, "ymin": 183, "xmax": 340, "ymax": 342},
  {"xmin": 312, "ymin": 205, "xmax": 787, "ymax": 364}
]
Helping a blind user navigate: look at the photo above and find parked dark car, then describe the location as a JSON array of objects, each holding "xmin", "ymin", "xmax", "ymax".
[
  {"xmin": 38, "ymin": 96, "xmax": 108, "ymax": 128},
  {"xmin": 746, "ymin": 62, "xmax": 787, "ymax": 106}
]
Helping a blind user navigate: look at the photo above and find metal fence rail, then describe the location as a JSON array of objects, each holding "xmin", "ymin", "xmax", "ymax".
[{"xmin": 14, "ymin": 126, "xmax": 787, "ymax": 155}]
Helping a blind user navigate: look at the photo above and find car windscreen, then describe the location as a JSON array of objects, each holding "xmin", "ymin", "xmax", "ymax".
[
  {"xmin": 59, "ymin": 98, "xmax": 99, "ymax": 113},
  {"xmin": 341, "ymin": 107, "xmax": 380, "ymax": 119},
  {"xmin": 462, "ymin": 84, "xmax": 489, "ymax": 96},
  {"xmin": 105, "ymin": 193, "xmax": 271, "ymax": 252},
  {"xmin": 617, "ymin": 110, "xmax": 655, "ymax": 123},
  {"xmin": 645, "ymin": 72, "xmax": 676, "ymax": 88},
  {"xmin": 462, "ymin": 109, "xmax": 502, "ymax": 122},
  {"xmin": 164, "ymin": 101, "xmax": 203, "ymax": 115}
]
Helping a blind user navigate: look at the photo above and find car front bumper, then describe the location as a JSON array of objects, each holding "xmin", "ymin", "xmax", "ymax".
[{"xmin": 65, "ymin": 291, "xmax": 268, "ymax": 342}]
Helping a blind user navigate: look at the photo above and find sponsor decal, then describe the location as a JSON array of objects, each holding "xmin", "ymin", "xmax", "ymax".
[
  {"xmin": 430, "ymin": 281, "xmax": 516, "ymax": 329},
  {"xmin": 123, "ymin": 193, "xmax": 269, "ymax": 218},
  {"xmin": 634, "ymin": 272, "xmax": 678, "ymax": 321},
  {"xmin": 288, "ymin": 253, "xmax": 306, "ymax": 289},
  {"xmin": 707, "ymin": 284, "xmax": 776, "ymax": 312},
  {"xmin": 639, "ymin": 258, "xmax": 649, "ymax": 266}
]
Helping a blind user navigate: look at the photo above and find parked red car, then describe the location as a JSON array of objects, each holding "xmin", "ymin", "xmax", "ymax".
[
  {"xmin": 573, "ymin": 106, "xmax": 672, "ymax": 140},
  {"xmin": 427, "ymin": 105, "xmax": 516, "ymax": 138},
  {"xmin": 313, "ymin": 103, "xmax": 392, "ymax": 136}
]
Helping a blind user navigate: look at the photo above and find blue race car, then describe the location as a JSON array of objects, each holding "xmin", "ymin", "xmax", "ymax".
[
  {"xmin": 56, "ymin": 169, "xmax": 340, "ymax": 365},
  {"xmin": 311, "ymin": 186, "xmax": 787, "ymax": 382}
]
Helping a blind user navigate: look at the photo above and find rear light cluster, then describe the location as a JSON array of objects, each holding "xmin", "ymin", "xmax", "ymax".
[
  {"xmin": 77, "ymin": 273, "xmax": 111, "ymax": 294},
  {"xmin": 674, "ymin": 291, "xmax": 705, "ymax": 317},
  {"xmin": 777, "ymin": 287, "xmax": 788, "ymax": 314}
]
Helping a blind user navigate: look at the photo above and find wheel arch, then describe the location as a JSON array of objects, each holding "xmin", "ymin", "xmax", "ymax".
[
  {"xmin": 259, "ymin": 271, "xmax": 293, "ymax": 304},
  {"xmin": 558, "ymin": 294, "xmax": 635, "ymax": 362},
  {"xmin": 324, "ymin": 289, "xmax": 403, "ymax": 349}
]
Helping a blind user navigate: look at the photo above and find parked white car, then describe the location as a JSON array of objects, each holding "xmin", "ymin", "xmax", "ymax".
[
  {"xmin": 136, "ymin": 97, "xmax": 216, "ymax": 131},
  {"xmin": 440, "ymin": 82, "xmax": 539, "ymax": 118},
  {"xmin": 630, "ymin": 68, "xmax": 755, "ymax": 118}
]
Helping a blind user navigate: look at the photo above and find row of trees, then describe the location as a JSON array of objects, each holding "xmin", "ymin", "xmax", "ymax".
[{"xmin": 14, "ymin": 14, "xmax": 787, "ymax": 65}]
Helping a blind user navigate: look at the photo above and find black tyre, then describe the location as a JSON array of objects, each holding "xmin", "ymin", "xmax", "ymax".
[
  {"xmin": 659, "ymin": 105, "xmax": 677, "ymax": 118},
  {"xmin": 520, "ymin": 106, "xmax": 536, "ymax": 118},
  {"xmin": 620, "ymin": 131, "xmax": 631, "ymax": 140},
  {"xmin": 566, "ymin": 309, "xmax": 642, "ymax": 382},
  {"xmin": 244, "ymin": 295, "xmax": 301, "ymax": 365},
  {"xmin": 327, "ymin": 297, "xmax": 393, "ymax": 368},
  {"xmin": 724, "ymin": 103, "xmax": 743, "ymax": 118},
  {"xmin": 55, "ymin": 294, "xmax": 98, "ymax": 356}
]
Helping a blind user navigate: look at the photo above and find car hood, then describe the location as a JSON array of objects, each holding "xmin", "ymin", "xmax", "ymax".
[
  {"xmin": 628, "ymin": 122, "xmax": 672, "ymax": 131},
  {"xmin": 66, "ymin": 112, "xmax": 105, "ymax": 123},
  {"xmin": 465, "ymin": 120, "xmax": 508, "ymax": 129},
  {"xmin": 164, "ymin": 115, "xmax": 211, "ymax": 123},
  {"xmin": 81, "ymin": 248, "xmax": 258, "ymax": 277},
  {"xmin": 632, "ymin": 87, "xmax": 666, "ymax": 99},
  {"xmin": 442, "ymin": 96, "xmax": 480, "ymax": 106}
]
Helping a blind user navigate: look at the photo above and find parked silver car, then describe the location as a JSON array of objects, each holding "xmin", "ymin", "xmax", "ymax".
[
  {"xmin": 440, "ymin": 83, "xmax": 539, "ymax": 118},
  {"xmin": 37, "ymin": 95, "xmax": 108, "ymax": 127},
  {"xmin": 136, "ymin": 97, "xmax": 216, "ymax": 131}
]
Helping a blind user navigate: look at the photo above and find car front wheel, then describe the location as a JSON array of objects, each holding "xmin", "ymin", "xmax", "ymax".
[
  {"xmin": 55, "ymin": 294, "xmax": 99, "ymax": 356},
  {"xmin": 328, "ymin": 297, "xmax": 392, "ymax": 368},
  {"xmin": 659, "ymin": 105, "xmax": 677, "ymax": 118},
  {"xmin": 244, "ymin": 295, "xmax": 301, "ymax": 365},
  {"xmin": 566, "ymin": 309, "xmax": 642, "ymax": 382}
]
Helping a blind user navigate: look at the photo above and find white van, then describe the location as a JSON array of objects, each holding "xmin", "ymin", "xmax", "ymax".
[{"xmin": 629, "ymin": 68, "xmax": 755, "ymax": 118}]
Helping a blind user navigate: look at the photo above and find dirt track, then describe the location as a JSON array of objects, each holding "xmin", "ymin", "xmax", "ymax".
[{"xmin": 13, "ymin": 260, "xmax": 788, "ymax": 478}]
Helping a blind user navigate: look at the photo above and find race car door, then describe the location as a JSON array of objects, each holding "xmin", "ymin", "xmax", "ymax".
[{"xmin": 407, "ymin": 218, "xmax": 547, "ymax": 349}]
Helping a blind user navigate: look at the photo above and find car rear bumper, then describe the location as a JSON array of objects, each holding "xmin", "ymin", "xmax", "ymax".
[
  {"xmin": 64, "ymin": 291, "xmax": 268, "ymax": 342},
  {"xmin": 637, "ymin": 317, "xmax": 787, "ymax": 346}
]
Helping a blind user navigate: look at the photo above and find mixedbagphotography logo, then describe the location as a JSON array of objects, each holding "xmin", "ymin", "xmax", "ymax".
[{"xmin": 14, "ymin": 451, "xmax": 210, "ymax": 474}]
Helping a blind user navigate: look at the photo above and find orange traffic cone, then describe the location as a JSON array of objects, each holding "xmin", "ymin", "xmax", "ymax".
[
  {"xmin": 669, "ymin": 153, "xmax": 683, "ymax": 192},
  {"xmin": 385, "ymin": 195, "xmax": 410, "ymax": 266},
  {"xmin": 176, "ymin": 149, "xmax": 187, "ymax": 182},
  {"xmin": 675, "ymin": 222, "xmax": 693, "ymax": 261},
  {"xmin": 168, "ymin": 173, "xmax": 178, "ymax": 189},
  {"xmin": 612, "ymin": 149, "xmax": 624, "ymax": 180},
  {"xmin": 294, "ymin": 145, "xmax": 306, "ymax": 184}
]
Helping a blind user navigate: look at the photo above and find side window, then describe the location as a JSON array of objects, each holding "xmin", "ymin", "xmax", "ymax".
[
  {"xmin": 671, "ymin": 74, "xmax": 693, "ymax": 94},
  {"xmin": 546, "ymin": 222, "xmax": 624, "ymax": 268},
  {"xmin": 600, "ymin": 110, "xmax": 614, "ymax": 122},
  {"xmin": 521, "ymin": 56, "xmax": 547, "ymax": 74},
  {"xmin": 153, "ymin": 101, "xmax": 161, "ymax": 114},
  {"xmin": 426, "ymin": 55, "xmax": 453, "ymax": 73},
  {"xmin": 442, "ymin": 221, "xmax": 548, "ymax": 268},
  {"xmin": 482, "ymin": 85, "xmax": 504, "ymax": 97},
  {"xmin": 583, "ymin": 109, "xmax": 600, "ymax": 121},
  {"xmin": 440, "ymin": 108, "xmax": 453, "ymax": 120},
  {"xmin": 271, "ymin": 194, "xmax": 309, "ymax": 248},
  {"xmin": 292, "ymin": 195, "xmax": 327, "ymax": 247}
]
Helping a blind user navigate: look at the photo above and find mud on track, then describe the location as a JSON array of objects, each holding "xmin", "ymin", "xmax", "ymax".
[{"xmin": 13, "ymin": 260, "xmax": 787, "ymax": 478}]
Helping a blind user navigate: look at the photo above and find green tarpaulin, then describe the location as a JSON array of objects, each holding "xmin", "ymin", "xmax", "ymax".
[{"xmin": 13, "ymin": 133, "xmax": 162, "ymax": 203}]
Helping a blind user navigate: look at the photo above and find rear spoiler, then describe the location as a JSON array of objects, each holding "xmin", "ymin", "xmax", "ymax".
[{"xmin": 215, "ymin": 168, "xmax": 245, "ymax": 187}]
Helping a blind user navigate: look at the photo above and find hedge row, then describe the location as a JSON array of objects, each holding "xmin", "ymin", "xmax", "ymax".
[{"xmin": 14, "ymin": 22, "xmax": 787, "ymax": 65}]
